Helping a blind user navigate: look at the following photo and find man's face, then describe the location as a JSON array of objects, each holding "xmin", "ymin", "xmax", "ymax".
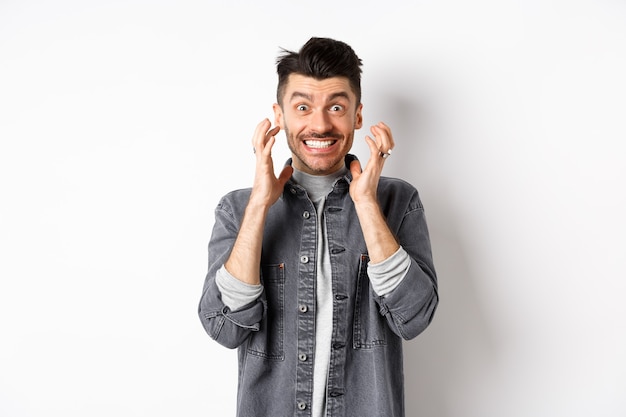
[{"xmin": 273, "ymin": 74, "xmax": 363, "ymax": 176}]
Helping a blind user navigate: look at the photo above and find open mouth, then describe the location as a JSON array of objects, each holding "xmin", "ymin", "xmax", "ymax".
[{"xmin": 304, "ymin": 139, "xmax": 337, "ymax": 149}]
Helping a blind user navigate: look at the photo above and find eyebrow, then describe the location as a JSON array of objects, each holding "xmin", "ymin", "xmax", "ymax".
[{"xmin": 289, "ymin": 91, "xmax": 351, "ymax": 102}]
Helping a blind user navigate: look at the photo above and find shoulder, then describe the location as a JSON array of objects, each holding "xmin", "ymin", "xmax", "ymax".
[
  {"xmin": 377, "ymin": 176, "xmax": 424, "ymax": 211},
  {"xmin": 215, "ymin": 188, "xmax": 252, "ymax": 218},
  {"xmin": 378, "ymin": 176, "xmax": 419, "ymax": 197}
]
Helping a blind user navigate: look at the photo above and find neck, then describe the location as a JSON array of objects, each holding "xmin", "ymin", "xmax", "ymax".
[{"xmin": 292, "ymin": 166, "xmax": 348, "ymax": 201}]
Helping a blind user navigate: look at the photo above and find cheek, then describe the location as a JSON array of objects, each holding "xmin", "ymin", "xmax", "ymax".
[
  {"xmin": 284, "ymin": 117, "xmax": 306, "ymax": 135},
  {"xmin": 339, "ymin": 118, "xmax": 357, "ymax": 134}
]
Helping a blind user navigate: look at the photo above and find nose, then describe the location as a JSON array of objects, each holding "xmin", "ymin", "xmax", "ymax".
[{"xmin": 310, "ymin": 109, "xmax": 333, "ymax": 134}]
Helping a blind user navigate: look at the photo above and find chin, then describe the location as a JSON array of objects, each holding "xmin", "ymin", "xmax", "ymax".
[{"xmin": 308, "ymin": 160, "xmax": 343, "ymax": 175}]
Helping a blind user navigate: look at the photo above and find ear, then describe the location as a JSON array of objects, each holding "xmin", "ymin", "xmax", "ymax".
[
  {"xmin": 273, "ymin": 103, "xmax": 284, "ymax": 129},
  {"xmin": 354, "ymin": 103, "xmax": 363, "ymax": 130}
]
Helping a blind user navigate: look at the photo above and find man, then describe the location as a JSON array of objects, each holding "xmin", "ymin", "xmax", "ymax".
[{"xmin": 199, "ymin": 37, "xmax": 438, "ymax": 417}]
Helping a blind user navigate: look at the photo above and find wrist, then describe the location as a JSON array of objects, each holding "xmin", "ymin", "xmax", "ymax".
[
  {"xmin": 247, "ymin": 193, "xmax": 274, "ymax": 213},
  {"xmin": 352, "ymin": 197, "xmax": 380, "ymax": 213}
]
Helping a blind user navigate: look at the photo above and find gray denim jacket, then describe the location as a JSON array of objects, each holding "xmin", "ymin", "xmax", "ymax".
[{"xmin": 199, "ymin": 155, "xmax": 438, "ymax": 417}]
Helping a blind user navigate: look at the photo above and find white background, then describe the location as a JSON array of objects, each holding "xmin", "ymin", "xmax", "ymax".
[{"xmin": 1, "ymin": 1, "xmax": 625, "ymax": 416}]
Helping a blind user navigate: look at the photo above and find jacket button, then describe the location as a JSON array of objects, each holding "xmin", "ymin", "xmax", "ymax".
[
  {"xmin": 299, "ymin": 305, "xmax": 308, "ymax": 313},
  {"xmin": 302, "ymin": 211, "xmax": 310, "ymax": 219},
  {"xmin": 300, "ymin": 255, "xmax": 309, "ymax": 264},
  {"xmin": 297, "ymin": 401, "xmax": 307, "ymax": 410},
  {"xmin": 298, "ymin": 353, "xmax": 307, "ymax": 361}
]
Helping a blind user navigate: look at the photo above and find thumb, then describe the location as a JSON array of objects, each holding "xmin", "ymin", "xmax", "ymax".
[
  {"xmin": 278, "ymin": 165, "xmax": 294, "ymax": 185},
  {"xmin": 349, "ymin": 159, "xmax": 362, "ymax": 178}
]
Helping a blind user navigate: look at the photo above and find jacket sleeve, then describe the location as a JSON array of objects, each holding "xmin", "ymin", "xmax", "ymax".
[
  {"xmin": 376, "ymin": 192, "xmax": 439, "ymax": 340},
  {"xmin": 198, "ymin": 195, "xmax": 266, "ymax": 349}
]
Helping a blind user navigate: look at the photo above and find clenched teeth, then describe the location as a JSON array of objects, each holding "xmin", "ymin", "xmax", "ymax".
[{"xmin": 305, "ymin": 140, "xmax": 335, "ymax": 149}]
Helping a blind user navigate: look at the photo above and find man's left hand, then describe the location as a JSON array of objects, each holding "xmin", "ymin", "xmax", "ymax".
[{"xmin": 349, "ymin": 121, "xmax": 395, "ymax": 204}]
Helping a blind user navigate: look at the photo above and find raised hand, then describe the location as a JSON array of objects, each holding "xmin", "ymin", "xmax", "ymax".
[
  {"xmin": 347, "ymin": 122, "xmax": 400, "ymax": 263},
  {"xmin": 249, "ymin": 118, "xmax": 294, "ymax": 209},
  {"xmin": 224, "ymin": 119, "xmax": 293, "ymax": 284},
  {"xmin": 349, "ymin": 121, "xmax": 395, "ymax": 204}
]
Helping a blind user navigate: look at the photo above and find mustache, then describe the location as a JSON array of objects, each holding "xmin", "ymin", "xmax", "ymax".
[{"xmin": 300, "ymin": 131, "xmax": 342, "ymax": 140}]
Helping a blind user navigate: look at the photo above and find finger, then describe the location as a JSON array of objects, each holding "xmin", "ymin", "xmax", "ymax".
[
  {"xmin": 252, "ymin": 120, "xmax": 280, "ymax": 157},
  {"xmin": 365, "ymin": 135, "xmax": 389, "ymax": 164},
  {"xmin": 370, "ymin": 122, "xmax": 394, "ymax": 154},
  {"xmin": 364, "ymin": 134, "xmax": 391, "ymax": 169},
  {"xmin": 371, "ymin": 124, "xmax": 392, "ymax": 153},
  {"xmin": 382, "ymin": 122, "xmax": 395, "ymax": 152},
  {"xmin": 265, "ymin": 126, "xmax": 280, "ymax": 146},
  {"xmin": 364, "ymin": 135, "xmax": 379, "ymax": 156},
  {"xmin": 252, "ymin": 119, "xmax": 272, "ymax": 153},
  {"xmin": 263, "ymin": 124, "xmax": 282, "ymax": 155},
  {"xmin": 263, "ymin": 135, "xmax": 276, "ymax": 156}
]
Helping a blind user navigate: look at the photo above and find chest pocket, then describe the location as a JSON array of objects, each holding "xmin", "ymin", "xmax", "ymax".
[
  {"xmin": 353, "ymin": 254, "xmax": 387, "ymax": 349},
  {"xmin": 246, "ymin": 263, "xmax": 285, "ymax": 360}
]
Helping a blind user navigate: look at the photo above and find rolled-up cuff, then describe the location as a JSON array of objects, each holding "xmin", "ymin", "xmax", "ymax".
[
  {"xmin": 216, "ymin": 265, "xmax": 264, "ymax": 311},
  {"xmin": 367, "ymin": 247, "xmax": 410, "ymax": 296}
]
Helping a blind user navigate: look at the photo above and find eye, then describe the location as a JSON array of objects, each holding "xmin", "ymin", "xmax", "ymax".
[
  {"xmin": 330, "ymin": 104, "xmax": 344, "ymax": 112},
  {"xmin": 296, "ymin": 104, "xmax": 309, "ymax": 111}
]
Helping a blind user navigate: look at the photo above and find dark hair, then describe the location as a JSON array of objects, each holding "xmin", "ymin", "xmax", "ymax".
[{"xmin": 276, "ymin": 37, "xmax": 363, "ymax": 106}]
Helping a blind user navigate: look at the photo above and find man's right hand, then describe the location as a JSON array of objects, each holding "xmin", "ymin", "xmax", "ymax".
[
  {"xmin": 224, "ymin": 119, "xmax": 293, "ymax": 285},
  {"xmin": 249, "ymin": 118, "xmax": 293, "ymax": 209}
]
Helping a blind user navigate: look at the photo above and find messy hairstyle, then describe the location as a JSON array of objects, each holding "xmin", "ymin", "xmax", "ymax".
[{"xmin": 276, "ymin": 37, "xmax": 363, "ymax": 106}]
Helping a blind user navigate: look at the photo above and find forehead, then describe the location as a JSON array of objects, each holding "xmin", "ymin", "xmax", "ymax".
[{"xmin": 283, "ymin": 74, "xmax": 355, "ymax": 102}]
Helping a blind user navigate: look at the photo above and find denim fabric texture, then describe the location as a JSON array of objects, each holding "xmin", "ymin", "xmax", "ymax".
[{"xmin": 199, "ymin": 155, "xmax": 438, "ymax": 417}]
